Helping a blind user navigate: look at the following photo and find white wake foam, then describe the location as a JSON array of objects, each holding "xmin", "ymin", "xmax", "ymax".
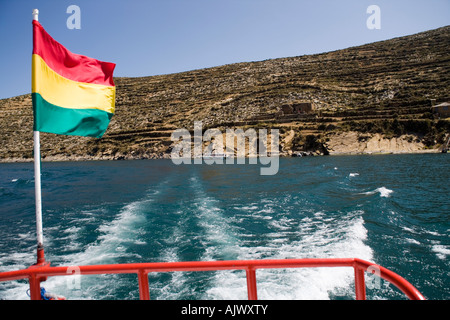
[
  {"xmin": 362, "ymin": 187, "xmax": 393, "ymax": 198},
  {"xmin": 203, "ymin": 205, "xmax": 373, "ymax": 300},
  {"xmin": 431, "ymin": 244, "xmax": 450, "ymax": 260}
]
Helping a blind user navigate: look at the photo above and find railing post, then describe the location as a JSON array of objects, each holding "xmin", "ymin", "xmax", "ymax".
[
  {"xmin": 246, "ymin": 268, "xmax": 258, "ymax": 300},
  {"xmin": 29, "ymin": 274, "xmax": 42, "ymax": 300},
  {"xmin": 354, "ymin": 267, "xmax": 366, "ymax": 300},
  {"xmin": 138, "ymin": 270, "xmax": 150, "ymax": 300}
]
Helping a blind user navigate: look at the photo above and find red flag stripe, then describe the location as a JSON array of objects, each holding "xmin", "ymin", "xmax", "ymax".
[{"xmin": 32, "ymin": 20, "xmax": 115, "ymax": 87}]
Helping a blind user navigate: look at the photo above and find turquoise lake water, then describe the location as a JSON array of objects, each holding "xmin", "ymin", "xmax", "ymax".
[{"xmin": 0, "ymin": 154, "xmax": 448, "ymax": 300}]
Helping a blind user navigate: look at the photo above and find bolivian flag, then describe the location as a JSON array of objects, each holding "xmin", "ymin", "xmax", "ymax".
[{"xmin": 32, "ymin": 20, "xmax": 116, "ymax": 138}]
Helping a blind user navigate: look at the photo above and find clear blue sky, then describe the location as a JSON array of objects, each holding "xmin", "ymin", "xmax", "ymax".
[{"xmin": 0, "ymin": 0, "xmax": 449, "ymax": 99}]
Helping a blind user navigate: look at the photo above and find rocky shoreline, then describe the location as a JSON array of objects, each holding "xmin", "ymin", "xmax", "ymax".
[
  {"xmin": 0, "ymin": 131, "xmax": 442, "ymax": 164},
  {"xmin": 0, "ymin": 149, "xmax": 441, "ymax": 164}
]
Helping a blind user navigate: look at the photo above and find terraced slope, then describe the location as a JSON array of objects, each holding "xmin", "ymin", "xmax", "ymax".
[{"xmin": 1, "ymin": 26, "xmax": 449, "ymax": 161}]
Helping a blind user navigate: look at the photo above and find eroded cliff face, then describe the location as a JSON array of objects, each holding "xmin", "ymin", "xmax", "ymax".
[
  {"xmin": 1, "ymin": 26, "xmax": 449, "ymax": 162},
  {"xmin": 324, "ymin": 132, "xmax": 428, "ymax": 155}
]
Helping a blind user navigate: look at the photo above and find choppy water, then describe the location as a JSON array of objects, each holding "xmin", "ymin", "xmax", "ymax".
[{"xmin": 0, "ymin": 154, "xmax": 448, "ymax": 300}]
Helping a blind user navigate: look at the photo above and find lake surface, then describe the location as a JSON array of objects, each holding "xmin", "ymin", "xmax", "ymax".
[{"xmin": 0, "ymin": 154, "xmax": 448, "ymax": 300}]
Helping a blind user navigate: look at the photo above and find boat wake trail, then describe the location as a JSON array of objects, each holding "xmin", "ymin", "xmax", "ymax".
[
  {"xmin": 151, "ymin": 174, "xmax": 243, "ymax": 300},
  {"xmin": 8, "ymin": 178, "xmax": 173, "ymax": 300},
  {"xmin": 147, "ymin": 172, "xmax": 375, "ymax": 300},
  {"xmin": 204, "ymin": 204, "xmax": 373, "ymax": 300}
]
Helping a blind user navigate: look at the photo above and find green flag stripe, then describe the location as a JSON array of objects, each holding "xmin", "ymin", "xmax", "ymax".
[{"xmin": 32, "ymin": 92, "xmax": 113, "ymax": 138}]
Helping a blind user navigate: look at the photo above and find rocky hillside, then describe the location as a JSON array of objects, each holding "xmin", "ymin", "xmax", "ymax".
[{"xmin": 1, "ymin": 26, "xmax": 449, "ymax": 162}]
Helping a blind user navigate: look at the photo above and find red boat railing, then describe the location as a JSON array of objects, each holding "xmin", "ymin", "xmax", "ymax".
[{"xmin": 0, "ymin": 258, "xmax": 425, "ymax": 300}]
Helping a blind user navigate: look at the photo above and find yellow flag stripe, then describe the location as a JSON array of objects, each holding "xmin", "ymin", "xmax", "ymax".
[{"xmin": 32, "ymin": 54, "xmax": 115, "ymax": 114}]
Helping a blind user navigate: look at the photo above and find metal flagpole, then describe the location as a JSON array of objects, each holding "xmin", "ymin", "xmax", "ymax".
[{"xmin": 32, "ymin": 8, "xmax": 45, "ymax": 265}]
